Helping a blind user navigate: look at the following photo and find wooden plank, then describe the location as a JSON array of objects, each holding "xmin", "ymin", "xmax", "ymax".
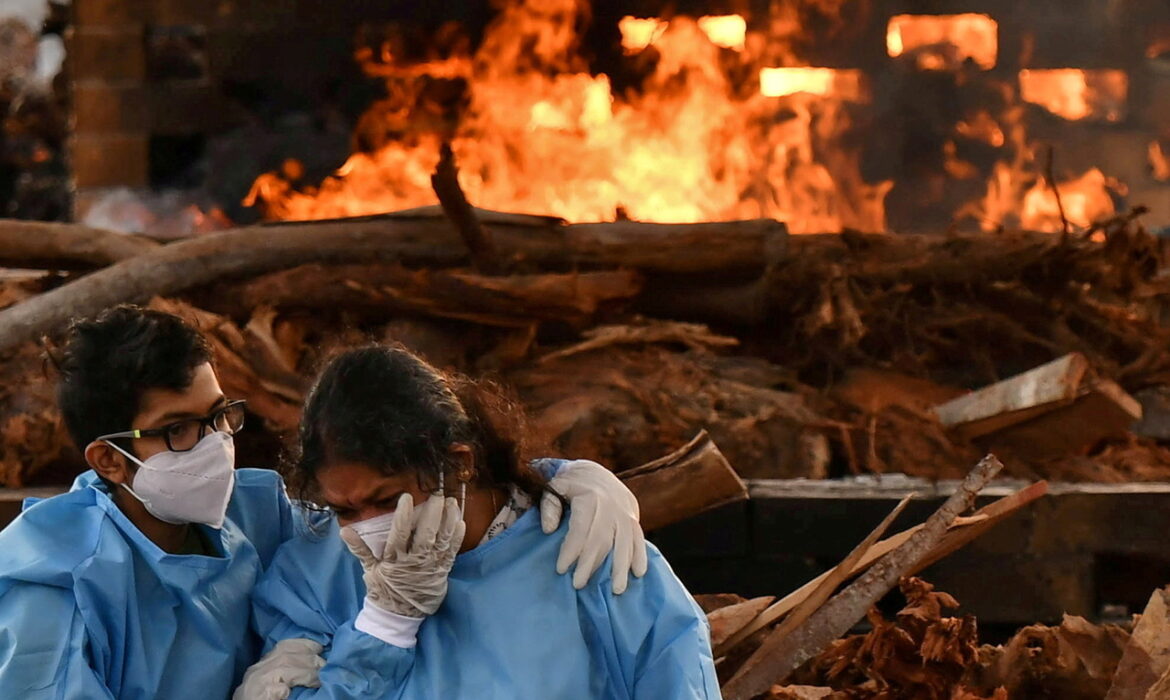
[
  {"xmin": 708, "ymin": 596, "xmax": 776, "ymax": 649},
  {"xmin": 933, "ymin": 353, "xmax": 1089, "ymax": 439},
  {"xmin": 984, "ymin": 379, "xmax": 1142, "ymax": 461},
  {"xmin": 747, "ymin": 494, "xmax": 913, "ymax": 660},
  {"xmin": 721, "ymin": 455, "xmax": 1005, "ymax": 699},
  {"xmin": 619, "ymin": 431, "xmax": 748, "ymax": 532},
  {"xmin": 713, "ymin": 479, "xmax": 1048, "ymax": 658}
]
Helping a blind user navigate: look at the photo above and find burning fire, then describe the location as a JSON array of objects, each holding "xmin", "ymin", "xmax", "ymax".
[
  {"xmin": 887, "ymin": 14, "xmax": 998, "ymax": 71},
  {"xmin": 249, "ymin": 0, "xmax": 1126, "ymax": 237},
  {"xmin": 251, "ymin": 1, "xmax": 890, "ymax": 233},
  {"xmin": 759, "ymin": 68, "xmax": 865, "ymax": 101},
  {"xmin": 697, "ymin": 15, "xmax": 746, "ymax": 51},
  {"xmin": 619, "ymin": 17, "xmax": 666, "ymax": 54},
  {"xmin": 1018, "ymin": 69, "xmax": 1128, "ymax": 122}
]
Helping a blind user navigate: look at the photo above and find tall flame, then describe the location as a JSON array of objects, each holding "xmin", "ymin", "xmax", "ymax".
[
  {"xmin": 251, "ymin": 1, "xmax": 891, "ymax": 233},
  {"xmin": 250, "ymin": 1, "xmax": 1126, "ymax": 237}
]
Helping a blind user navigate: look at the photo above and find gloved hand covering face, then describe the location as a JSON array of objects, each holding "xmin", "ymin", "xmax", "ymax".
[
  {"xmin": 231, "ymin": 638, "xmax": 325, "ymax": 700},
  {"xmin": 540, "ymin": 459, "xmax": 649, "ymax": 595},
  {"xmin": 341, "ymin": 493, "xmax": 466, "ymax": 619}
]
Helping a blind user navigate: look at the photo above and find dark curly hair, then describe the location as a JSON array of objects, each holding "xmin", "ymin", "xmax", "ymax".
[
  {"xmin": 290, "ymin": 344, "xmax": 546, "ymax": 505},
  {"xmin": 50, "ymin": 305, "xmax": 212, "ymax": 460}
]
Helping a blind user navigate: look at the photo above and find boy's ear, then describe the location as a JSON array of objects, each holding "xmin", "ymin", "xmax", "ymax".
[{"xmin": 85, "ymin": 441, "xmax": 134, "ymax": 485}]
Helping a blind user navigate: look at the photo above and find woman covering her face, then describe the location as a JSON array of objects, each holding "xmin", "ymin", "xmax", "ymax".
[{"xmin": 239, "ymin": 345, "xmax": 720, "ymax": 699}]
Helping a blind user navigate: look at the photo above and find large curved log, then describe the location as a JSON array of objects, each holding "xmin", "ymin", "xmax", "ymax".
[
  {"xmin": 0, "ymin": 213, "xmax": 787, "ymax": 355},
  {"xmin": 0, "ymin": 220, "xmax": 160, "ymax": 269}
]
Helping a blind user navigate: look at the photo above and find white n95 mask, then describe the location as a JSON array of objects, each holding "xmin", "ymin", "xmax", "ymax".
[
  {"xmin": 105, "ymin": 431, "xmax": 236, "ymax": 529},
  {"xmin": 350, "ymin": 510, "xmax": 397, "ymax": 557}
]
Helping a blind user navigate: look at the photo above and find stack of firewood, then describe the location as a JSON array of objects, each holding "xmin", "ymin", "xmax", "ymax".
[{"xmin": 1, "ymin": 190, "xmax": 1170, "ymax": 488}]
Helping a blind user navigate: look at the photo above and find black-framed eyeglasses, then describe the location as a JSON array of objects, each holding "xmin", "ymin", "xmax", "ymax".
[{"xmin": 97, "ymin": 399, "xmax": 247, "ymax": 453}]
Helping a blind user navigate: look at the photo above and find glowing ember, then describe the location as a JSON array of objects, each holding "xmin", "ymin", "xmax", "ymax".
[
  {"xmin": 975, "ymin": 161, "xmax": 1117, "ymax": 233},
  {"xmin": 697, "ymin": 15, "xmax": 746, "ymax": 51},
  {"xmin": 1021, "ymin": 168, "xmax": 1115, "ymax": 231},
  {"xmin": 1018, "ymin": 69, "xmax": 1128, "ymax": 122},
  {"xmin": 619, "ymin": 16, "xmax": 666, "ymax": 54},
  {"xmin": 887, "ymin": 14, "xmax": 998, "ymax": 70},
  {"xmin": 1151, "ymin": 141, "xmax": 1170, "ymax": 182},
  {"xmin": 760, "ymin": 68, "xmax": 865, "ymax": 102}
]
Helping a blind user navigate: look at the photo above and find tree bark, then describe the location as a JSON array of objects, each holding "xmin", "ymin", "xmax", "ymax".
[
  {"xmin": 617, "ymin": 431, "xmax": 748, "ymax": 532},
  {"xmin": 0, "ymin": 220, "xmax": 160, "ymax": 269}
]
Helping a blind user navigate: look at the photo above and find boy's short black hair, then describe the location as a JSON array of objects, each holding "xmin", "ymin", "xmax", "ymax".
[{"xmin": 52, "ymin": 305, "xmax": 212, "ymax": 453}]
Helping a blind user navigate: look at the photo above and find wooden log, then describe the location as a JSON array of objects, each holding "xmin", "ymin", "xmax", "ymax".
[
  {"xmin": 708, "ymin": 596, "xmax": 776, "ymax": 650},
  {"xmin": 715, "ymin": 479, "xmax": 1048, "ymax": 658},
  {"xmin": 200, "ymin": 264, "xmax": 643, "ymax": 328},
  {"xmin": 0, "ymin": 219, "xmax": 160, "ymax": 269},
  {"xmin": 617, "ymin": 431, "xmax": 748, "ymax": 532},
  {"xmin": 935, "ymin": 353, "xmax": 1142, "ymax": 459},
  {"xmin": 721, "ymin": 454, "xmax": 1004, "ymax": 700},
  {"xmin": 0, "ymin": 213, "xmax": 787, "ymax": 356},
  {"xmin": 431, "ymin": 142, "xmax": 502, "ymax": 274},
  {"xmin": 755, "ymin": 495, "xmax": 913, "ymax": 658},
  {"xmin": 934, "ymin": 354, "xmax": 1092, "ymax": 439}
]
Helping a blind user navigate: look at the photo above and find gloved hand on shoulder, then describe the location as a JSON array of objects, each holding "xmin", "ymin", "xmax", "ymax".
[{"xmin": 540, "ymin": 459, "xmax": 649, "ymax": 595}]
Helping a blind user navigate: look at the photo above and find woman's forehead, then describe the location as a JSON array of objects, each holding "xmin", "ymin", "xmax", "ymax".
[{"xmin": 317, "ymin": 461, "xmax": 419, "ymax": 502}]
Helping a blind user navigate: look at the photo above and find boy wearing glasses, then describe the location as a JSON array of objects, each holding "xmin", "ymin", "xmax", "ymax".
[{"xmin": 0, "ymin": 305, "xmax": 646, "ymax": 699}]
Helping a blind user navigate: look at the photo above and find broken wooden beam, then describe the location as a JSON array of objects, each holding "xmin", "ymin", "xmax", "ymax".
[
  {"xmin": 934, "ymin": 353, "xmax": 1141, "ymax": 459},
  {"xmin": 721, "ymin": 454, "xmax": 1005, "ymax": 700},
  {"xmin": 617, "ymin": 431, "xmax": 748, "ymax": 532}
]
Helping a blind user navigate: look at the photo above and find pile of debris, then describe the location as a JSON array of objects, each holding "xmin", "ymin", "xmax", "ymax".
[
  {"xmin": 1, "ymin": 194, "xmax": 1170, "ymax": 486},
  {"xmin": 698, "ymin": 454, "xmax": 1170, "ymax": 699},
  {"xmin": 2, "ymin": 147, "xmax": 1170, "ymax": 486}
]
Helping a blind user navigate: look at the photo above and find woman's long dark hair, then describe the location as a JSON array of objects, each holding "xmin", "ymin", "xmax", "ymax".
[{"xmin": 289, "ymin": 344, "xmax": 547, "ymax": 506}]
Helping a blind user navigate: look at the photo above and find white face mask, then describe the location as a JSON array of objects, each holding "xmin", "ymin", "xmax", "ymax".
[
  {"xmin": 105, "ymin": 431, "xmax": 236, "ymax": 529},
  {"xmin": 348, "ymin": 471, "xmax": 467, "ymax": 556}
]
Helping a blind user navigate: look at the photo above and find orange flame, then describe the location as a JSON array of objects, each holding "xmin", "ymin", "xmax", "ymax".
[
  {"xmin": 887, "ymin": 14, "xmax": 998, "ymax": 70},
  {"xmin": 1018, "ymin": 69, "xmax": 1128, "ymax": 122},
  {"xmin": 250, "ymin": 3, "xmax": 892, "ymax": 233},
  {"xmin": 760, "ymin": 68, "xmax": 865, "ymax": 101},
  {"xmin": 619, "ymin": 16, "xmax": 666, "ymax": 53},
  {"xmin": 1151, "ymin": 141, "xmax": 1170, "ymax": 182},
  {"xmin": 697, "ymin": 15, "xmax": 747, "ymax": 51}
]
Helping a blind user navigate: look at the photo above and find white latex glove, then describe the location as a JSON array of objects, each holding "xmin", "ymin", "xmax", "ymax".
[
  {"xmin": 232, "ymin": 638, "xmax": 325, "ymax": 700},
  {"xmin": 540, "ymin": 459, "xmax": 649, "ymax": 595},
  {"xmin": 341, "ymin": 493, "xmax": 465, "ymax": 619}
]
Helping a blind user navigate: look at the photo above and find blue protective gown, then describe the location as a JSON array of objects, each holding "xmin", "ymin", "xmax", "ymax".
[
  {"xmin": 0, "ymin": 468, "xmax": 298, "ymax": 700},
  {"xmin": 252, "ymin": 484, "xmax": 721, "ymax": 699}
]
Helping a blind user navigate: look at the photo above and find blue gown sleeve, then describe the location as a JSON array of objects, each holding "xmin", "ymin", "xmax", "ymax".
[
  {"xmin": 0, "ymin": 582, "xmax": 116, "ymax": 700},
  {"xmin": 597, "ymin": 551, "xmax": 722, "ymax": 699},
  {"xmin": 287, "ymin": 622, "xmax": 416, "ymax": 700},
  {"xmin": 252, "ymin": 542, "xmax": 416, "ymax": 699}
]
